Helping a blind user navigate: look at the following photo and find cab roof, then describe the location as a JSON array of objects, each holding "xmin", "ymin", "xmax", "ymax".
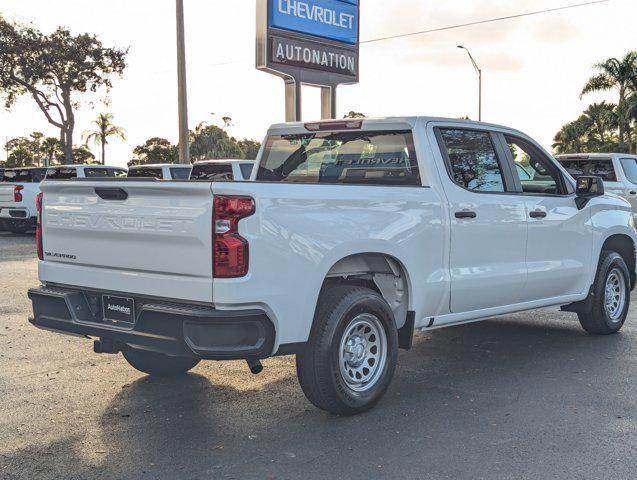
[{"xmin": 266, "ymin": 116, "xmax": 525, "ymax": 136}]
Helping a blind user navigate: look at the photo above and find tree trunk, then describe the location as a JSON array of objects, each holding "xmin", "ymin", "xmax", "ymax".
[{"xmin": 102, "ymin": 140, "xmax": 106, "ymax": 165}]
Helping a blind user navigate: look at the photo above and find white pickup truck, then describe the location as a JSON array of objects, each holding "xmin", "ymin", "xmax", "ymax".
[
  {"xmin": 0, "ymin": 167, "xmax": 47, "ymax": 233},
  {"xmin": 28, "ymin": 117, "xmax": 637, "ymax": 415}
]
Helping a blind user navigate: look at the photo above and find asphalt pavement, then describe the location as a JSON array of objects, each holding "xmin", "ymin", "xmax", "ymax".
[{"xmin": 1, "ymin": 232, "xmax": 635, "ymax": 480}]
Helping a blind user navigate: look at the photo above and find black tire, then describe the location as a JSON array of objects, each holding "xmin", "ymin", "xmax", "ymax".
[
  {"xmin": 296, "ymin": 285, "xmax": 398, "ymax": 416},
  {"xmin": 122, "ymin": 347, "xmax": 200, "ymax": 377},
  {"xmin": 578, "ymin": 250, "xmax": 631, "ymax": 335}
]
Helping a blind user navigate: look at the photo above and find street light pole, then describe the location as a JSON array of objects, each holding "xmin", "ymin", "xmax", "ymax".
[
  {"xmin": 176, "ymin": 0, "xmax": 190, "ymax": 164},
  {"xmin": 457, "ymin": 45, "xmax": 482, "ymax": 122}
]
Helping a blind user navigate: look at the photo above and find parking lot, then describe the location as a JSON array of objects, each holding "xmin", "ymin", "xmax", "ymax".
[{"xmin": 0, "ymin": 231, "xmax": 635, "ymax": 480}]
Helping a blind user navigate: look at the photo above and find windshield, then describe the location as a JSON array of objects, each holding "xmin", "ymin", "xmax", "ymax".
[
  {"xmin": 256, "ymin": 130, "xmax": 420, "ymax": 185},
  {"xmin": 45, "ymin": 167, "xmax": 77, "ymax": 180}
]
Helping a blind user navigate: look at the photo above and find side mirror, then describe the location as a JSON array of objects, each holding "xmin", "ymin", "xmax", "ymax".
[{"xmin": 575, "ymin": 175, "xmax": 604, "ymax": 209}]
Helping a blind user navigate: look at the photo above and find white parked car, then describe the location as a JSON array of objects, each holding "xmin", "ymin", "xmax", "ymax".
[
  {"xmin": 190, "ymin": 159, "xmax": 255, "ymax": 181},
  {"xmin": 29, "ymin": 117, "xmax": 637, "ymax": 415},
  {"xmin": 556, "ymin": 153, "xmax": 637, "ymax": 214},
  {"xmin": 0, "ymin": 167, "xmax": 47, "ymax": 233},
  {"xmin": 127, "ymin": 164, "xmax": 192, "ymax": 180}
]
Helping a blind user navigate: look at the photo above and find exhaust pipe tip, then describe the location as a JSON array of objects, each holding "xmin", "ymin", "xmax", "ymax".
[
  {"xmin": 94, "ymin": 339, "xmax": 121, "ymax": 355},
  {"xmin": 247, "ymin": 359, "xmax": 263, "ymax": 375}
]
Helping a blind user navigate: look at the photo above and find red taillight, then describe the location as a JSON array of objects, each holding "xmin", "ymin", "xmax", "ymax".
[
  {"xmin": 14, "ymin": 185, "xmax": 24, "ymax": 202},
  {"xmin": 36, "ymin": 192, "xmax": 43, "ymax": 260},
  {"xmin": 213, "ymin": 195, "xmax": 255, "ymax": 278}
]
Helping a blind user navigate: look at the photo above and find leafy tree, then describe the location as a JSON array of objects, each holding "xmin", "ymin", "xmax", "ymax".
[
  {"xmin": 130, "ymin": 137, "xmax": 178, "ymax": 166},
  {"xmin": 581, "ymin": 51, "xmax": 637, "ymax": 151},
  {"xmin": 72, "ymin": 145, "xmax": 96, "ymax": 164},
  {"xmin": 580, "ymin": 102, "xmax": 619, "ymax": 150},
  {"xmin": 0, "ymin": 18, "xmax": 127, "ymax": 164},
  {"xmin": 343, "ymin": 111, "xmax": 366, "ymax": 119},
  {"xmin": 189, "ymin": 122, "xmax": 243, "ymax": 161},
  {"xmin": 552, "ymin": 118, "xmax": 590, "ymax": 154},
  {"xmin": 42, "ymin": 137, "xmax": 63, "ymax": 166},
  {"xmin": 237, "ymin": 139, "xmax": 261, "ymax": 160},
  {"xmin": 83, "ymin": 113, "xmax": 126, "ymax": 165}
]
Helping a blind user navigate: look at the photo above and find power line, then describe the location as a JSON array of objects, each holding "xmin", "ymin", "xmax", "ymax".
[
  {"xmin": 188, "ymin": 0, "xmax": 610, "ymax": 70},
  {"xmin": 361, "ymin": 0, "xmax": 609, "ymax": 44}
]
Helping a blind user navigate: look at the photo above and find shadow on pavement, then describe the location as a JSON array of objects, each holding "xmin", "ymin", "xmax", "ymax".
[{"xmin": 2, "ymin": 315, "xmax": 633, "ymax": 480}]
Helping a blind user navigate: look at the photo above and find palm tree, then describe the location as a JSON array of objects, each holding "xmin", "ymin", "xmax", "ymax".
[
  {"xmin": 552, "ymin": 119, "xmax": 589, "ymax": 154},
  {"xmin": 580, "ymin": 102, "xmax": 618, "ymax": 148},
  {"xmin": 581, "ymin": 51, "xmax": 637, "ymax": 151},
  {"xmin": 41, "ymin": 137, "xmax": 62, "ymax": 166},
  {"xmin": 83, "ymin": 113, "xmax": 126, "ymax": 165}
]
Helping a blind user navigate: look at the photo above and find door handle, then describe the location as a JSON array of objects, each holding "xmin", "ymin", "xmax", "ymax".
[
  {"xmin": 95, "ymin": 187, "xmax": 128, "ymax": 201},
  {"xmin": 530, "ymin": 210, "xmax": 547, "ymax": 219},
  {"xmin": 455, "ymin": 210, "xmax": 477, "ymax": 219}
]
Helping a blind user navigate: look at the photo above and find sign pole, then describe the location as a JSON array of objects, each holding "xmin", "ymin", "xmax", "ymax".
[
  {"xmin": 285, "ymin": 77, "xmax": 302, "ymax": 122},
  {"xmin": 256, "ymin": 0, "xmax": 359, "ymax": 123},
  {"xmin": 176, "ymin": 0, "xmax": 190, "ymax": 164},
  {"xmin": 321, "ymin": 86, "xmax": 337, "ymax": 120}
]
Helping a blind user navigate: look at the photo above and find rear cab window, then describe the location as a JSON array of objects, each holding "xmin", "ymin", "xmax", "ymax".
[
  {"xmin": 191, "ymin": 163, "xmax": 234, "ymax": 181},
  {"xmin": 128, "ymin": 167, "xmax": 164, "ymax": 179},
  {"xmin": 2, "ymin": 168, "xmax": 47, "ymax": 183},
  {"xmin": 84, "ymin": 167, "xmax": 127, "ymax": 178},
  {"xmin": 557, "ymin": 157, "xmax": 617, "ymax": 182},
  {"xmin": 256, "ymin": 130, "xmax": 420, "ymax": 185},
  {"xmin": 45, "ymin": 167, "xmax": 77, "ymax": 180}
]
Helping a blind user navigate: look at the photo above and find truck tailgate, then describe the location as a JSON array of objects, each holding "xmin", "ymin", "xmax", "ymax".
[{"xmin": 39, "ymin": 181, "xmax": 214, "ymax": 303}]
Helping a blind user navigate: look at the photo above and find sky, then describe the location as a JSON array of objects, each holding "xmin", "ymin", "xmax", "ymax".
[{"xmin": 0, "ymin": 0, "xmax": 636, "ymax": 168}]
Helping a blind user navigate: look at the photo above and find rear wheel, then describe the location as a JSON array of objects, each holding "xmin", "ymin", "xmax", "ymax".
[
  {"xmin": 578, "ymin": 250, "xmax": 630, "ymax": 335},
  {"xmin": 122, "ymin": 347, "xmax": 200, "ymax": 377},
  {"xmin": 296, "ymin": 285, "xmax": 398, "ymax": 415}
]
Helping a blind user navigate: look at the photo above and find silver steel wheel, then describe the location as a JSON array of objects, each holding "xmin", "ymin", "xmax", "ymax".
[
  {"xmin": 338, "ymin": 313, "xmax": 387, "ymax": 393},
  {"xmin": 604, "ymin": 267, "xmax": 626, "ymax": 322}
]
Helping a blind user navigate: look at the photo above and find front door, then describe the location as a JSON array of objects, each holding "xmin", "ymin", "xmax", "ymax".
[
  {"xmin": 504, "ymin": 134, "xmax": 593, "ymax": 300},
  {"xmin": 436, "ymin": 127, "xmax": 528, "ymax": 313}
]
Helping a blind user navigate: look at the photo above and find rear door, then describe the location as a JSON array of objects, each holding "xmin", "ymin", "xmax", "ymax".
[
  {"xmin": 503, "ymin": 135, "xmax": 592, "ymax": 300},
  {"xmin": 434, "ymin": 126, "xmax": 528, "ymax": 313},
  {"xmin": 40, "ymin": 181, "xmax": 214, "ymax": 303}
]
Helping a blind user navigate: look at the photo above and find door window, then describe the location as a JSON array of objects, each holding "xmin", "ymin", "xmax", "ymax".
[
  {"xmin": 506, "ymin": 136, "xmax": 564, "ymax": 195},
  {"xmin": 439, "ymin": 129, "xmax": 505, "ymax": 192},
  {"xmin": 620, "ymin": 158, "xmax": 637, "ymax": 184},
  {"xmin": 169, "ymin": 167, "xmax": 192, "ymax": 180}
]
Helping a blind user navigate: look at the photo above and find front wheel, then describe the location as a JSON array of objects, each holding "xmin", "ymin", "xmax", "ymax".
[
  {"xmin": 578, "ymin": 250, "xmax": 631, "ymax": 335},
  {"xmin": 296, "ymin": 285, "xmax": 398, "ymax": 415},
  {"xmin": 122, "ymin": 347, "xmax": 200, "ymax": 377}
]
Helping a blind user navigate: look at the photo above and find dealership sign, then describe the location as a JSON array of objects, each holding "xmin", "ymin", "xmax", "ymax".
[{"xmin": 257, "ymin": 0, "xmax": 360, "ymax": 89}]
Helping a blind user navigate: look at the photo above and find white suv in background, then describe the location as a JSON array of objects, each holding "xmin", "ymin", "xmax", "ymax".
[{"xmin": 556, "ymin": 153, "xmax": 637, "ymax": 213}]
